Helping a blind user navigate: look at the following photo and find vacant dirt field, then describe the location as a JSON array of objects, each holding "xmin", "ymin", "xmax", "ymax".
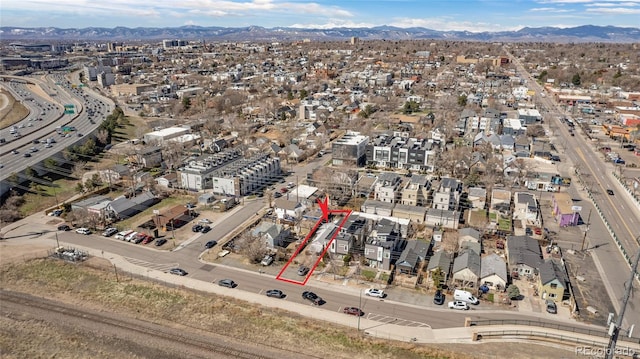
[{"xmin": 0, "ymin": 88, "xmax": 29, "ymax": 128}]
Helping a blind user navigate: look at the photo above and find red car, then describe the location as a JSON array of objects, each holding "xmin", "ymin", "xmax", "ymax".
[
  {"xmin": 142, "ymin": 235, "xmax": 155, "ymax": 244},
  {"xmin": 343, "ymin": 307, "xmax": 364, "ymax": 316},
  {"xmin": 534, "ymin": 228, "xmax": 542, "ymax": 236},
  {"xmin": 280, "ymin": 187, "xmax": 288, "ymax": 193}
]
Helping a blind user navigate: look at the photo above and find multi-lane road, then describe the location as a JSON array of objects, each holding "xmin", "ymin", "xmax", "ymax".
[
  {"xmin": 506, "ymin": 49, "xmax": 640, "ymax": 326},
  {"xmin": 0, "ymin": 72, "xmax": 114, "ymax": 194}
]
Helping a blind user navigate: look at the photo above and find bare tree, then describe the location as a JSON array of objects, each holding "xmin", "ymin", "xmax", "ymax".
[{"xmin": 236, "ymin": 232, "xmax": 270, "ymax": 263}]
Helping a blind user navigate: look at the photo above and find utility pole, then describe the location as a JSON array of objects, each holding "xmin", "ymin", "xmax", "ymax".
[
  {"xmin": 605, "ymin": 247, "xmax": 640, "ymax": 359},
  {"xmin": 580, "ymin": 209, "xmax": 592, "ymax": 251}
]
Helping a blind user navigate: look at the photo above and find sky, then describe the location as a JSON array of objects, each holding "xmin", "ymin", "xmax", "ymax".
[{"xmin": 1, "ymin": 0, "xmax": 639, "ymax": 32}]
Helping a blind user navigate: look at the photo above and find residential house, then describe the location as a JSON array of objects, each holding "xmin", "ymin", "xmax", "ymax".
[
  {"xmin": 467, "ymin": 187, "xmax": 487, "ymax": 209},
  {"xmin": 480, "ymin": 253, "xmax": 508, "ymax": 290},
  {"xmin": 537, "ymin": 258, "xmax": 570, "ymax": 302},
  {"xmin": 489, "ymin": 188, "xmax": 512, "ymax": 228},
  {"xmin": 426, "ymin": 250, "xmax": 453, "ymax": 286},
  {"xmin": 396, "ymin": 240, "xmax": 430, "ymax": 275},
  {"xmin": 458, "ymin": 228, "xmax": 481, "ymax": 247},
  {"xmin": 432, "ymin": 177, "xmax": 462, "ymax": 211},
  {"xmin": 374, "ymin": 172, "xmax": 402, "ymax": 203},
  {"xmin": 251, "ymin": 222, "xmax": 291, "ymax": 248},
  {"xmin": 452, "ymin": 248, "xmax": 481, "ymax": 287},
  {"xmin": 506, "ymin": 235, "xmax": 542, "ymax": 278},
  {"xmin": 155, "ymin": 172, "xmax": 178, "ymax": 189},
  {"xmin": 399, "ymin": 175, "xmax": 431, "ymax": 206},
  {"xmin": 365, "ymin": 134, "xmax": 438, "ymax": 172},
  {"xmin": 131, "ymin": 146, "xmax": 163, "ymax": 168},
  {"xmin": 273, "ymin": 198, "xmax": 305, "ymax": 221},
  {"xmin": 364, "ymin": 218, "xmax": 404, "ymax": 271},
  {"xmin": 513, "ymin": 135, "xmax": 531, "ymax": 157},
  {"xmin": 353, "ymin": 175, "xmax": 377, "ymax": 198},
  {"xmin": 513, "ymin": 192, "xmax": 541, "ymax": 227}
]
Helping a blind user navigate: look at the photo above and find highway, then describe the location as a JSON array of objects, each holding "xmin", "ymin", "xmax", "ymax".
[
  {"xmin": 505, "ymin": 48, "xmax": 640, "ymax": 326},
  {"xmin": 0, "ymin": 72, "xmax": 114, "ymax": 193}
]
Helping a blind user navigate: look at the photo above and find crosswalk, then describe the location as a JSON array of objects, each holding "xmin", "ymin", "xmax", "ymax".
[
  {"xmin": 365, "ymin": 313, "xmax": 431, "ymax": 328},
  {"xmin": 123, "ymin": 256, "xmax": 180, "ymax": 272}
]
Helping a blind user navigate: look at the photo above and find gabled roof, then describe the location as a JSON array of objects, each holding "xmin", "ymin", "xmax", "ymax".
[
  {"xmin": 426, "ymin": 250, "xmax": 453, "ymax": 272},
  {"xmin": 480, "ymin": 253, "xmax": 508, "ymax": 281},
  {"xmin": 458, "ymin": 227, "xmax": 481, "ymax": 240},
  {"xmin": 452, "ymin": 249, "xmax": 481, "ymax": 276},
  {"xmin": 539, "ymin": 258, "xmax": 569, "ymax": 287},
  {"xmin": 397, "ymin": 240, "xmax": 429, "ymax": 269},
  {"xmin": 506, "ymin": 235, "xmax": 542, "ymax": 268}
]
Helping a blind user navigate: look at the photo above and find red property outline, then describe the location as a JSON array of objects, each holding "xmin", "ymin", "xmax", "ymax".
[{"xmin": 275, "ymin": 197, "xmax": 353, "ymax": 286}]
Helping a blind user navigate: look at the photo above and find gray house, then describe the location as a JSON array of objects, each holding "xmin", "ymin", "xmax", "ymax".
[
  {"xmin": 480, "ymin": 253, "xmax": 508, "ymax": 290},
  {"xmin": 251, "ymin": 222, "xmax": 291, "ymax": 248},
  {"xmin": 426, "ymin": 250, "xmax": 453, "ymax": 285},
  {"xmin": 396, "ymin": 240, "xmax": 430, "ymax": 275},
  {"xmin": 506, "ymin": 235, "xmax": 542, "ymax": 278},
  {"xmin": 106, "ymin": 191, "xmax": 157, "ymax": 220},
  {"xmin": 452, "ymin": 249, "xmax": 481, "ymax": 287}
]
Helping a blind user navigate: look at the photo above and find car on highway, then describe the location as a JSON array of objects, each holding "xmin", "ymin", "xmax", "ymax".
[
  {"xmin": 433, "ymin": 290, "xmax": 445, "ymax": 305},
  {"xmin": 102, "ymin": 227, "xmax": 118, "ymax": 237},
  {"xmin": 297, "ymin": 265, "xmax": 310, "ymax": 276},
  {"xmin": 265, "ymin": 289, "xmax": 285, "ymax": 298},
  {"xmin": 364, "ymin": 288, "xmax": 385, "ymax": 298},
  {"xmin": 169, "ymin": 268, "xmax": 188, "ymax": 276},
  {"xmin": 302, "ymin": 291, "xmax": 322, "ymax": 305},
  {"xmin": 606, "ymin": 189, "xmax": 614, "ymax": 195},
  {"xmin": 75, "ymin": 228, "xmax": 91, "ymax": 235},
  {"xmin": 343, "ymin": 307, "xmax": 365, "ymax": 316},
  {"xmin": 11, "ymin": 150, "xmax": 19, "ymax": 155},
  {"xmin": 218, "ymin": 279, "xmax": 236, "ymax": 288},
  {"xmin": 204, "ymin": 240, "xmax": 218, "ymax": 249},
  {"xmin": 155, "ymin": 238, "xmax": 167, "ymax": 247},
  {"xmin": 57, "ymin": 224, "xmax": 71, "ymax": 231},
  {"xmin": 448, "ymin": 301, "xmax": 470, "ymax": 310},
  {"xmin": 23, "ymin": 153, "xmax": 31, "ymax": 158}
]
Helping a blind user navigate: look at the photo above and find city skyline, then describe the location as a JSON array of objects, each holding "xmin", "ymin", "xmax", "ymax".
[{"xmin": 1, "ymin": 0, "xmax": 639, "ymax": 32}]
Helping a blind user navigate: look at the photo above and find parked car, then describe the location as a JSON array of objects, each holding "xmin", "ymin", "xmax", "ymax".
[
  {"xmin": 280, "ymin": 187, "xmax": 288, "ymax": 193},
  {"xmin": 448, "ymin": 300, "xmax": 470, "ymax": 310},
  {"xmin": 114, "ymin": 230, "xmax": 133, "ymax": 240},
  {"xmin": 297, "ymin": 265, "xmax": 310, "ymax": 276},
  {"xmin": 260, "ymin": 254, "xmax": 274, "ymax": 266},
  {"xmin": 364, "ymin": 288, "xmax": 384, "ymax": 298},
  {"xmin": 218, "ymin": 279, "xmax": 236, "ymax": 288},
  {"xmin": 273, "ymin": 192, "xmax": 282, "ymax": 198},
  {"xmin": 142, "ymin": 235, "xmax": 155, "ymax": 244},
  {"xmin": 204, "ymin": 240, "xmax": 218, "ymax": 249},
  {"xmin": 525, "ymin": 227, "xmax": 533, "ymax": 236},
  {"xmin": 75, "ymin": 228, "xmax": 91, "ymax": 235},
  {"xmin": 343, "ymin": 307, "xmax": 364, "ymax": 316},
  {"xmin": 57, "ymin": 224, "xmax": 71, "ymax": 231},
  {"xmin": 607, "ymin": 189, "xmax": 614, "ymax": 195},
  {"xmin": 265, "ymin": 289, "xmax": 285, "ymax": 298},
  {"xmin": 546, "ymin": 300, "xmax": 557, "ymax": 314},
  {"xmin": 155, "ymin": 238, "xmax": 167, "ymax": 247},
  {"xmin": 302, "ymin": 291, "xmax": 322, "ymax": 305},
  {"xmin": 133, "ymin": 233, "xmax": 146, "ymax": 244},
  {"xmin": 102, "ymin": 227, "xmax": 118, "ymax": 237},
  {"xmin": 124, "ymin": 231, "xmax": 138, "ymax": 242},
  {"xmin": 199, "ymin": 218, "xmax": 212, "ymax": 224},
  {"xmin": 200, "ymin": 225, "xmax": 211, "ymax": 233},
  {"xmin": 169, "ymin": 268, "xmax": 188, "ymax": 276},
  {"xmin": 433, "ymin": 290, "xmax": 445, "ymax": 305},
  {"xmin": 192, "ymin": 224, "xmax": 203, "ymax": 232}
]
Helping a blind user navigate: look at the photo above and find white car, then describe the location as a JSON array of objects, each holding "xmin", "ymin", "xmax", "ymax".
[
  {"xmin": 75, "ymin": 228, "xmax": 91, "ymax": 235},
  {"xmin": 364, "ymin": 288, "xmax": 385, "ymax": 298},
  {"xmin": 448, "ymin": 300, "xmax": 470, "ymax": 310}
]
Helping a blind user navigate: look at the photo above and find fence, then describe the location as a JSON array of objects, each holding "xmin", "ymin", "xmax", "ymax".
[{"xmin": 469, "ymin": 319, "xmax": 640, "ymax": 345}]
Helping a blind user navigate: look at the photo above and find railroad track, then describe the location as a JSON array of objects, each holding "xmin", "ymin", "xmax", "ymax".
[{"xmin": 0, "ymin": 289, "xmax": 283, "ymax": 359}]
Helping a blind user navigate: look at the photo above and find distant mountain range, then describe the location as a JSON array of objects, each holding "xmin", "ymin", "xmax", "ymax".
[{"xmin": 1, "ymin": 25, "xmax": 639, "ymax": 43}]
